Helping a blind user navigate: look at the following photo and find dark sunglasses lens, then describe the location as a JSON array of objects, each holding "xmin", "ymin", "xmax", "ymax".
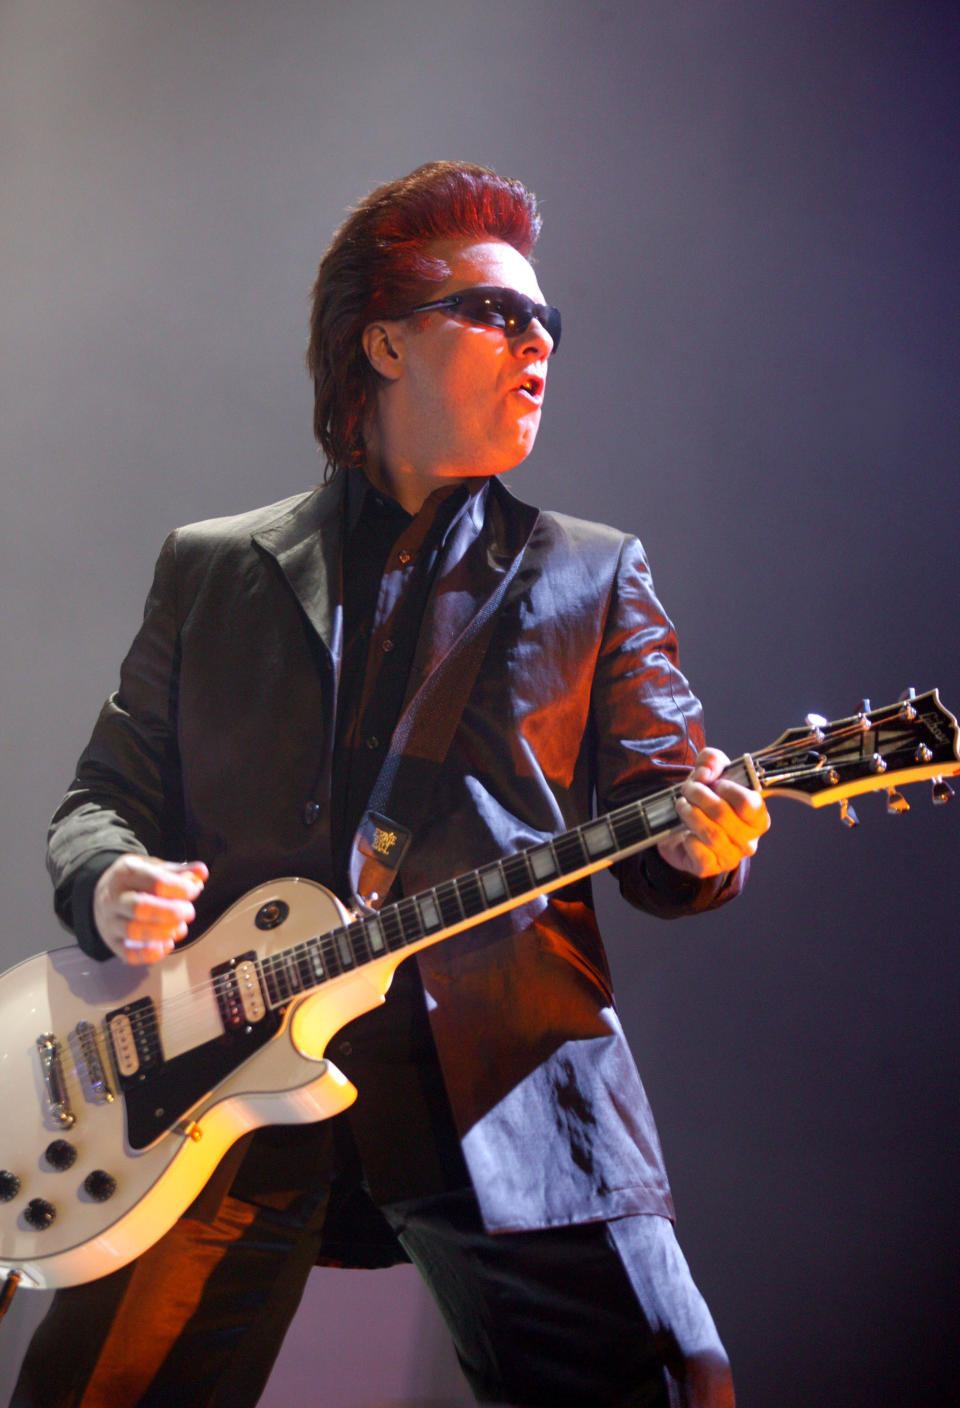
[
  {"xmin": 539, "ymin": 304, "xmax": 561, "ymax": 350},
  {"xmin": 459, "ymin": 290, "xmax": 560, "ymax": 351}
]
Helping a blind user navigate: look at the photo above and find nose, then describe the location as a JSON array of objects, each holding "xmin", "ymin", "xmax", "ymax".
[{"xmin": 516, "ymin": 317, "xmax": 554, "ymax": 359}]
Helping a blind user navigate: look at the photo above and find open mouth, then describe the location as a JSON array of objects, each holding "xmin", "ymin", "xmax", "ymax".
[{"xmin": 516, "ymin": 374, "xmax": 544, "ymax": 402}]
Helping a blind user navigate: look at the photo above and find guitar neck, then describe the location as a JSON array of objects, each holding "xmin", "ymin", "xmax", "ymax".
[
  {"xmin": 258, "ymin": 757, "xmax": 758, "ymax": 1008},
  {"xmin": 257, "ymin": 688, "xmax": 960, "ymax": 1008}
]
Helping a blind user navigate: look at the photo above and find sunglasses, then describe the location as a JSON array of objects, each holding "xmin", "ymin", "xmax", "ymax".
[{"xmin": 405, "ymin": 285, "xmax": 561, "ymax": 353}]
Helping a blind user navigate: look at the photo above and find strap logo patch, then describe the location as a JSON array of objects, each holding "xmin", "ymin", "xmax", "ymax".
[{"xmin": 362, "ymin": 813, "xmax": 410, "ymax": 866}]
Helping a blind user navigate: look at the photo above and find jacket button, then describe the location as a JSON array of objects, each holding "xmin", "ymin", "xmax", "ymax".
[
  {"xmin": 302, "ymin": 800, "xmax": 321, "ymax": 825},
  {"xmin": 339, "ymin": 1041, "xmax": 352, "ymax": 1056},
  {"xmin": 364, "ymin": 735, "xmax": 380, "ymax": 750}
]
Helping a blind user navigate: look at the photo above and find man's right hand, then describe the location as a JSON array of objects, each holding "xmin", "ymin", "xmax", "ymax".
[{"xmin": 93, "ymin": 855, "xmax": 208, "ymax": 965}]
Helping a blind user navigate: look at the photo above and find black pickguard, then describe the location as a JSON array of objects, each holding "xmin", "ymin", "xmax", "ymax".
[{"xmin": 122, "ymin": 1013, "xmax": 282, "ymax": 1150}]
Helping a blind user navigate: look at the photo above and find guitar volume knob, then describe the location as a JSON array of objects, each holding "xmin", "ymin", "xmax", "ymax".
[
  {"xmin": 0, "ymin": 1170, "xmax": 21, "ymax": 1201},
  {"xmin": 24, "ymin": 1198, "xmax": 56, "ymax": 1229},
  {"xmin": 44, "ymin": 1139, "xmax": 78, "ymax": 1171},
  {"xmin": 83, "ymin": 1170, "xmax": 117, "ymax": 1202}
]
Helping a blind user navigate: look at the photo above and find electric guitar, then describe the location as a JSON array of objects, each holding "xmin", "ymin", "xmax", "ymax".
[{"xmin": 1, "ymin": 690, "xmax": 957, "ymax": 1291}]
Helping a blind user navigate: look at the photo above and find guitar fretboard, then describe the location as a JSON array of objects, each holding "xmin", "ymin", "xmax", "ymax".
[{"xmin": 257, "ymin": 762, "xmax": 752, "ymax": 1008}]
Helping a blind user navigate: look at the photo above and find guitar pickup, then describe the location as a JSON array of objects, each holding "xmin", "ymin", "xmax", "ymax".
[
  {"xmin": 105, "ymin": 997, "xmax": 161, "ymax": 1086},
  {"xmin": 211, "ymin": 953, "xmax": 267, "ymax": 1032}
]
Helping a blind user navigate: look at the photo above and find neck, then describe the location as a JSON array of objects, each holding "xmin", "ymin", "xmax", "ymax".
[{"xmin": 363, "ymin": 443, "xmax": 473, "ymax": 516}]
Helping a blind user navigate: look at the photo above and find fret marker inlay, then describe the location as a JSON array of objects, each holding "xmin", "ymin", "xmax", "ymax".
[
  {"xmin": 529, "ymin": 846, "xmax": 557, "ymax": 880},
  {"xmin": 481, "ymin": 868, "xmax": 506, "ymax": 901},
  {"xmin": 418, "ymin": 896, "xmax": 440, "ymax": 929},
  {"xmin": 582, "ymin": 820, "xmax": 614, "ymax": 857}
]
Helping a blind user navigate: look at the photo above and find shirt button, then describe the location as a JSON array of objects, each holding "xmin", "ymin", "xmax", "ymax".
[
  {"xmin": 365, "ymin": 735, "xmax": 380, "ymax": 750},
  {"xmin": 302, "ymin": 800, "xmax": 321, "ymax": 825},
  {"xmin": 397, "ymin": 549, "xmax": 412, "ymax": 565},
  {"xmin": 381, "ymin": 638, "xmax": 394, "ymax": 653}
]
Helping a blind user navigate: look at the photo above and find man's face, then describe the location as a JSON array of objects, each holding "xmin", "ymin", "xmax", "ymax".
[{"xmin": 379, "ymin": 237, "xmax": 554, "ymax": 483}]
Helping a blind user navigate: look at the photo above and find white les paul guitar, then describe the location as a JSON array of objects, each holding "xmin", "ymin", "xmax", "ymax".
[{"xmin": 0, "ymin": 690, "xmax": 957, "ymax": 1292}]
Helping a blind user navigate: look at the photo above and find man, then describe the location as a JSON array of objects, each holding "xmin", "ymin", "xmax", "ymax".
[{"xmin": 14, "ymin": 162, "xmax": 768, "ymax": 1407}]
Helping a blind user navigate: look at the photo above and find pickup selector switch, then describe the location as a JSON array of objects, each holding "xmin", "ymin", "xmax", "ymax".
[
  {"xmin": 44, "ymin": 1139, "xmax": 78, "ymax": 1171},
  {"xmin": 83, "ymin": 1170, "xmax": 118, "ymax": 1202},
  {"xmin": 24, "ymin": 1198, "xmax": 56, "ymax": 1229}
]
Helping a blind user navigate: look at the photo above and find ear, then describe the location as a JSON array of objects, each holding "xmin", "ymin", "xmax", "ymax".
[{"xmin": 362, "ymin": 321, "xmax": 405, "ymax": 381}]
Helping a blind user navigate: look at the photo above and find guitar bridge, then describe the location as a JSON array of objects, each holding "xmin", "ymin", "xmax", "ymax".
[{"xmin": 71, "ymin": 1019, "xmax": 115, "ymax": 1103}]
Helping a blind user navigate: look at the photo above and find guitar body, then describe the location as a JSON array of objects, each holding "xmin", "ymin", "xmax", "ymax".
[{"xmin": 0, "ymin": 878, "xmax": 398, "ymax": 1290}]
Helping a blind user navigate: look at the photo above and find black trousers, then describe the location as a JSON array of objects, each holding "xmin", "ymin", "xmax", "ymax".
[{"xmin": 11, "ymin": 1180, "xmax": 733, "ymax": 1408}]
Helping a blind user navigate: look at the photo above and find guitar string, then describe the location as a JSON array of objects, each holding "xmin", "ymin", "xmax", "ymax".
[
  {"xmin": 104, "ymin": 735, "xmax": 900, "ymax": 1053},
  {"xmin": 79, "ymin": 716, "xmax": 926, "ymax": 1052},
  {"xmin": 85, "ymin": 782, "xmax": 693, "ymax": 1049},
  {"xmin": 89, "ymin": 741, "xmax": 867, "ymax": 1048}
]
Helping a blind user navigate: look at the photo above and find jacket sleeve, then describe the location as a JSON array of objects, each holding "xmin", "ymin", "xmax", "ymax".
[
  {"xmin": 590, "ymin": 534, "xmax": 746, "ymax": 918},
  {"xmin": 46, "ymin": 532, "xmax": 188, "ymax": 956}
]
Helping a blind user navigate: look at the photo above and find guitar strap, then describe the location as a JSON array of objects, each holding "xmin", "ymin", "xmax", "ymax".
[{"xmin": 348, "ymin": 518, "xmax": 536, "ymax": 913}]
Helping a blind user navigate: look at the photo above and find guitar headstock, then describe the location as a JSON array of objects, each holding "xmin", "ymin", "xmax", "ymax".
[{"xmin": 749, "ymin": 689, "xmax": 960, "ymax": 817}]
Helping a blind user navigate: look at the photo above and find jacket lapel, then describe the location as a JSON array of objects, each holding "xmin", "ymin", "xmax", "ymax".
[{"xmin": 251, "ymin": 477, "xmax": 345, "ymax": 672}]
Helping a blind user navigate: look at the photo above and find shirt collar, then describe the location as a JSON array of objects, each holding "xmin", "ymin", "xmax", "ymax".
[{"xmin": 345, "ymin": 465, "xmax": 487, "ymax": 545}]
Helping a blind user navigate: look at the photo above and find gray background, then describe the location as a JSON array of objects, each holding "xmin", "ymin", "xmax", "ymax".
[{"xmin": 1, "ymin": 1, "xmax": 958, "ymax": 1404}]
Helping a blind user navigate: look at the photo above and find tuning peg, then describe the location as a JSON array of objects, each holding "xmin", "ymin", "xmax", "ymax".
[
  {"xmin": 932, "ymin": 777, "xmax": 955, "ymax": 805},
  {"xmin": 886, "ymin": 788, "xmax": 910, "ymax": 815},
  {"xmin": 804, "ymin": 712, "xmax": 827, "ymax": 740},
  {"xmin": 898, "ymin": 686, "xmax": 918, "ymax": 720},
  {"xmin": 838, "ymin": 798, "xmax": 859, "ymax": 827}
]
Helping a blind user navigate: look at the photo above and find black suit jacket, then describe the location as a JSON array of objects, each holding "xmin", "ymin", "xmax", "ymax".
[{"xmin": 48, "ymin": 474, "xmax": 743, "ymax": 1246}]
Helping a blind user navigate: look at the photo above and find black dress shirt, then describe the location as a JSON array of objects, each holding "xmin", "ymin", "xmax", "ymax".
[{"xmin": 326, "ymin": 468, "xmax": 475, "ymax": 1205}]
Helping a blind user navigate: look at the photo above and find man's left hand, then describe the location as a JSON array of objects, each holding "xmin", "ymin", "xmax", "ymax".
[{"xmin": 656, "ymin": 747, "xmax": 770, "ymax": 878}]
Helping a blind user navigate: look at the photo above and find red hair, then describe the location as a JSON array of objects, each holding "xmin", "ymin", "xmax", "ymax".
[{"xmin": 306, "ymin": 161, "xmax": 542, "ymax": 475}]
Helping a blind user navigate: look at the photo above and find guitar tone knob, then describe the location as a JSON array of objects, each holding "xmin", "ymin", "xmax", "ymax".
[
  {"xmin": 0, "ymin": 1170, "xmax": 21, "ymax": 1201},
  {"xmin": 24, "ymin": 1198, "xmax": 56, "ymax": 1230},
  {"xmin": 44, "ymin": 1139, "xmax": 77, "ymax": 1171},
  {"xmin": 83, "ymin": 1170, "xmax": 118, "ymax": 1203}
]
